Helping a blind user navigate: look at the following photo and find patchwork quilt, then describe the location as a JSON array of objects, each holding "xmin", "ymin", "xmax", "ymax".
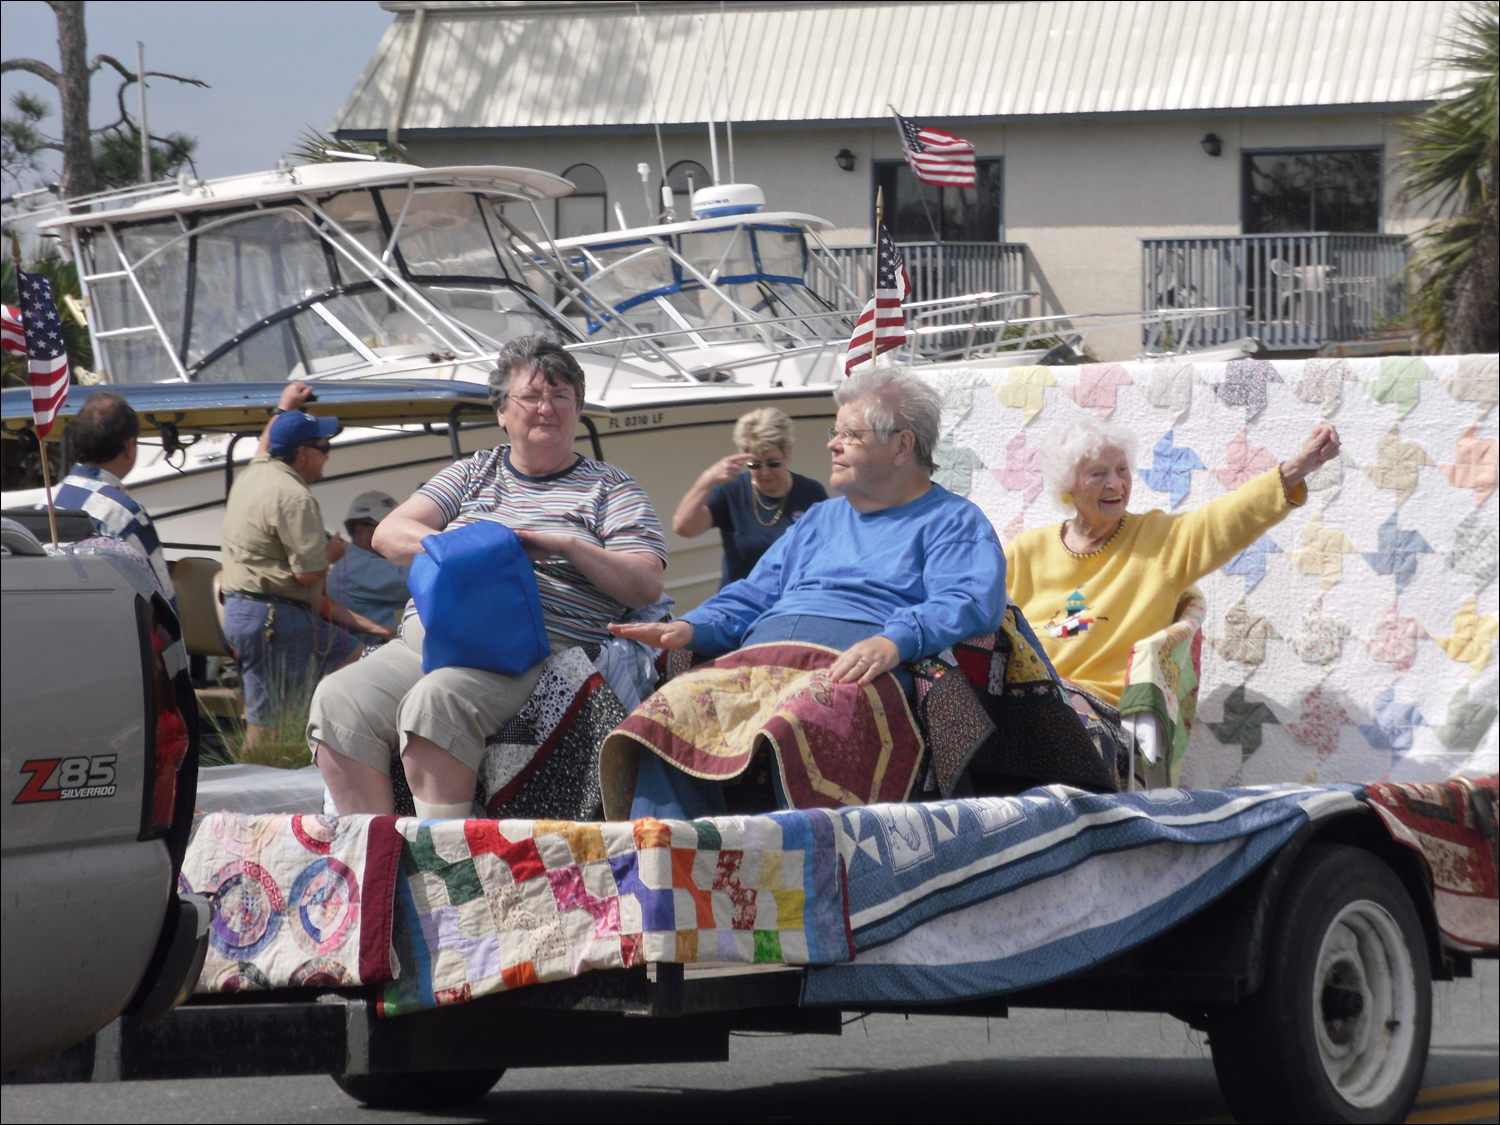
[
  {"xmin": 185, "ymin": 809, "xmax": 849, "ymax": 1013},
  {"xmin": 378, "ymin": 813, "xmax": 849, "ymax": 1014},
  {"xmin": 921, "ymin": 355, "xmax": 1498, "ymax": 786}
]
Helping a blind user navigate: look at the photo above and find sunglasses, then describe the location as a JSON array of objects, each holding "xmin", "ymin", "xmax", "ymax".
[
  {"xmin": 745, "ymin": 460, "xmax": 783, "ymax": 470},
  {"xmin": 306, "ymin": 440, "xmax": 332, "ymax": 455}
]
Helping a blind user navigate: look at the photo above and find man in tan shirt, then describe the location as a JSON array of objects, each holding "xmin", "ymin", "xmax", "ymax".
[{"xmin": 221, "ymin": 405, "xmax": 390, "ymax": 745}]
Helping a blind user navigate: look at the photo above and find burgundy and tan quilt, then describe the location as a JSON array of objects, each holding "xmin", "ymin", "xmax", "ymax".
[
  {"xmin": 600, "ymin": 642, "xmax": 923, "ymax": 816},
  {"xmin": 1364, "ymin": 775, "xmax": 1498, "ymax": 951}
]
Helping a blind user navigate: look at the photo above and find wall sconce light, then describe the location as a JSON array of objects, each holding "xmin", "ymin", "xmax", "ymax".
[
  {"xmin": 835, "ymin": 148, "xmax": 856, "ymax": 172},
  {"xmin": 1200, "ymin": 133, "xmax": 1223, "ymax": 157}
]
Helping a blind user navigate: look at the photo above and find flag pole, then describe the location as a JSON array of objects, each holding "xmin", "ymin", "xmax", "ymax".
[
  {"xmin": 10, "ymin": 232, "xmax": 60, "ymax": 548},
  {"xmin": 869, "ymin": 186, "xmax": 884, "ymax": 372}
]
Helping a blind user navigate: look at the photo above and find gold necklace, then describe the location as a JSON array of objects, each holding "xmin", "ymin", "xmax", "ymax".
[
  {"xmin": 1060, "ymin": 513, "xmax": 1127, "ymax": 558},
  {"xmin": 751, "ymin": 479, "xmax": 788, "ymax": 527}
]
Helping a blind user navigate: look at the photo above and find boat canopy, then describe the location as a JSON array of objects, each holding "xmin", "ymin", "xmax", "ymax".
[
  {"xmin": 49, "ymin": 164, "xmax": 581, "ymax": 386},
  {"xmin": 535, "ymin": 213, "xmax": 852, "ymax": 344},
  {"xmin": 0, "ymin": 379, "xmax": 494, "ymax": 441}
]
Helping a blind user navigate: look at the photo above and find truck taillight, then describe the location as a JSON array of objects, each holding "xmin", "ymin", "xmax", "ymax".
[{"xmin": 138, "ymin": 595, "xmax": 192, "ymax": 840}]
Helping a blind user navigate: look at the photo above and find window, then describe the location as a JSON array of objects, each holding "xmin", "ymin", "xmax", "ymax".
[
  {"xmin": 874, "ymin": 159, "xmax": 1003, "ymax": 242},
  {"xmin": 557, "ymin": 163, "xmax": 607, "ymax": 238},
  {"xmin": 663, "ymin": 160, "xmax": 712, "ymax": 218},
  {"xmin": 1242, "ymin": 149, "xmax": 1381, "ymax": 234}
]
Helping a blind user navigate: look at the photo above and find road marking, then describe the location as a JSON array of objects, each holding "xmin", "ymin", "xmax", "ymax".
[
  {"xmin": 1417, "ymin": 1081, "xmax": 1500, "ymax": 1104},
  {"xmin": 1178, "ymin": 1081, "xmax": 1500, "ymax": 1125},
  {"xmin": 1404, "ymin": 1099, "xmax": 1500, "ymax": 1124}
]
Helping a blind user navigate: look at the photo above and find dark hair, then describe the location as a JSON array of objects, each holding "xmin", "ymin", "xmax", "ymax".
[
  {"xmin": 69, "ymin": 390, "xmax": 140, "ymax": 465},
  {"xmin": 271, "ymin": 447, "xmax": 301, "ymax": 466},
  {"xmin": 488, "ymin": 336, "xmax": 585, "ymax": 411}
]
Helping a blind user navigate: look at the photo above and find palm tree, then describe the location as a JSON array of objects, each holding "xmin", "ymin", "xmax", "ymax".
[{"xmin": 1400, "ymin": 2, "xmax": 1498, "ymax": 354}]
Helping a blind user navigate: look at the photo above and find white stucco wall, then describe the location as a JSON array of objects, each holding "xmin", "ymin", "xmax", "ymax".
[{"xmin": 405, "ymin": 109, "xmax": 1431, "ymax": 360}]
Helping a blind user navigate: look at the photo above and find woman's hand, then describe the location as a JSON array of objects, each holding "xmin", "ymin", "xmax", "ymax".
[
  {"xmin": 513, "ymin": 528, "xmax": 572, "ymax": 563},
  {"xmin": 703, "ymin": 453, "xmax": 752, "ymax": 487},
  {"xmin": 828, "ymin": 636, "xmax": 901, "ymax": 686},
  {"xmin": 1280, "ymin": 424, "xmax": 1341, "ymax": 488},
  {"xmin": 609, "ymin": 619, "xmax": 694, "ymax": 650},
  {"xmin": 673, "ymin": 454, "xmax": 752, "ymax": 537}
]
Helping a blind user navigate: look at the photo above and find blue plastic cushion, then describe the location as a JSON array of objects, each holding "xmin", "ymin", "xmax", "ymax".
[{"xmin": 407, "ymin": 517, "xmax": 551, "ymax": 675}]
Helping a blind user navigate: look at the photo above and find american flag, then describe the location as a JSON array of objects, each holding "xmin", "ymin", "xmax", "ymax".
[
  {"xmin": 2, "ymin": 303, "xmax": 25, "ymax": 354},
  {"xmin": 844, "ymin": 222, "xmax": 910, "ymax": 375},
  {"xmin": 893, "ymin": 109, "xmax": 976, "ymax": 188},
  {"xmin": 16, "ymin": 272, "xmax": 71, "ymax": 437}
]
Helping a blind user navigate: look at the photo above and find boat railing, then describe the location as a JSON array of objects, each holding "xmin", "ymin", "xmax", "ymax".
[{"xmin": 904, "ymin": 305, "xmax": 1249, "ymax": 363}]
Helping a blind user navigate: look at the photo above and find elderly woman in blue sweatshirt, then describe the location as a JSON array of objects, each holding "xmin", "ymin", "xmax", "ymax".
[{"xmin": 611, "ymin": 368, "xmax": 1006, "ymax": 816}]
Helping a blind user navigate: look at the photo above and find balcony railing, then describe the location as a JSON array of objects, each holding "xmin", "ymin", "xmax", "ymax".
[{"xmin": 1141, "ymin": 233, "xmax": 1409, "ymax": 351}]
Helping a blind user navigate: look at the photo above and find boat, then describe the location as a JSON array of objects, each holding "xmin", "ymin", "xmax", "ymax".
[{"xmin": 2, "ymin": 161, "xmax": 862, "ymax": 610}]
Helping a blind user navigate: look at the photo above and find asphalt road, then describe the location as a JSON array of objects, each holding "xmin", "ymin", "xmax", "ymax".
[{"xmin": 3, "ymin": 961, "xmax": 1495, "ymax": 1124}]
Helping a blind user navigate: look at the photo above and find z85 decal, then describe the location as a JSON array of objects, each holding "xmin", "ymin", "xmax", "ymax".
[{"xmin": 13, "ymin": 756, "xmax": 118, "ymax": 802}]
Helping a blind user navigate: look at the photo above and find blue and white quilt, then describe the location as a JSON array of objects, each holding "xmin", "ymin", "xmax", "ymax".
[{"xmin": 801, "ymin": 783, "xmax": 1363, "ymax": 1006}]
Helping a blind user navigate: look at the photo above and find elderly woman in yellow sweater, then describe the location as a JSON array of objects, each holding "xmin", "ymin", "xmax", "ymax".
[{"xmin": 1005, "ymin": 418, "xmax": 1339, "ymax": 777}]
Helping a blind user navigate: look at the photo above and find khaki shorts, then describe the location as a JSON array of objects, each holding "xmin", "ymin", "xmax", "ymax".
[{"xmin": 307, "ymin": 613, "xmax": 546, "ymax": 774}]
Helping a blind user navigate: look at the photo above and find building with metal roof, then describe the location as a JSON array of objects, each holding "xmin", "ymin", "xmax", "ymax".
[{"xmin": 333, "ymin": 1, "xmax": 1465, "ymax": 356}]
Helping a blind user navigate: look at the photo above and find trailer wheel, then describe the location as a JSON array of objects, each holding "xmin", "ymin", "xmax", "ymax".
[
  {"xmin": 331, "ymin": 1068, "xmax": 504, "ymax": 1109},
  {"xmin": 1207, "ymin": 843, "xmax": 1431, "ymax": 1124}
]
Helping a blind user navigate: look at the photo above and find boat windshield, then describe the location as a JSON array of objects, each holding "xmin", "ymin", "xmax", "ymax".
[
  {"xmin": 549, "ymin": 223, "xmax": 850, "ymax": 347},
  {"xmin": 77, "ymin": 187, "xmax": 577, "ymax": 384}
]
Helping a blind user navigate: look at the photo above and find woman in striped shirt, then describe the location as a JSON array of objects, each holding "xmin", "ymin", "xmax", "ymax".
[{"xmin": 310, "ymin": 337, "xmax": 666, "ymax": 818}]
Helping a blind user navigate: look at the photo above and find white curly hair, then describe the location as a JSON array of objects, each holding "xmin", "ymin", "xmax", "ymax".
[{"xmin": 1039, "ymin": 420, "xmax": 1138, "ymax": 513}]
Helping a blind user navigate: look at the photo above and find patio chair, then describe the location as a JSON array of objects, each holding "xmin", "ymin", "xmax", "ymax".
[{"xmin": 169, "ymin": 556, "xmax": 244, "ymax": 723}]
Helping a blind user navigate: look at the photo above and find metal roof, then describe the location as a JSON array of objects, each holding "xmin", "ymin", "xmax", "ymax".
[{"xmin": 333, "ymin": 1, "xmax": 1463, "ymax": 137}]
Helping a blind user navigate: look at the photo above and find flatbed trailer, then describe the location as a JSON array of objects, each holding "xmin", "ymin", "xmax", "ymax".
[{"xmin": 7, "ymin": 799, "xmax": 1484, "ymax": 1124}]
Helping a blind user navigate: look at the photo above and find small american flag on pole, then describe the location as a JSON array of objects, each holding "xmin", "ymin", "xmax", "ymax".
[
  {"xmin": 844, "ymin": 221, "xmax": 910, "ymax": 375},
  {"xmin": 893, "ymin": 108, "xmax": 976, "ymax": 188},
  {"xmin": 17, "ymin": 272, "xmax": 71, "ymax": 437}
]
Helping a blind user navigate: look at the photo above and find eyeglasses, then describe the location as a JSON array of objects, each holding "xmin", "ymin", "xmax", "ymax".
[
  {"xmin": 827, "ymin": 427, "xmax": 871, "ymax": 444},
  {"xmin": 305, "ymin": 440, "xmax": 332, "ymax": 455},
  {"xmin": 508, "ymin": 391, "xmax": 577, "ymax": 412},
  {"xmin": 745, "ymin": 459, "xmax": 783, "ymax": 470}
]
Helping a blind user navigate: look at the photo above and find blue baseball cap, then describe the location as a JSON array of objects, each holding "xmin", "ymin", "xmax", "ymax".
[{"xmin": 268, "ymin": 410, "xmax": 340, "ymax": 454}]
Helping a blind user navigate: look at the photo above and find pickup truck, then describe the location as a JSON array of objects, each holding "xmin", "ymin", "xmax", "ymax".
[{"xmin": 0, "ymin": 514, "xmax": 212, "ymax": 1073}]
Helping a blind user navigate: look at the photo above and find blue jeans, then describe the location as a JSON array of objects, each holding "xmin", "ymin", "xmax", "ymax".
[
  {"xmin": 630, "ymin": 615, "xmax": 909, "ymax": 819},
  {"xmin": 224, "ymin": 596, "xmax": 358, "ymax": 725}
]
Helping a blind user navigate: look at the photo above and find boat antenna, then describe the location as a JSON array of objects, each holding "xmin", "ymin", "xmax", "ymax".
[
  {"xmin": 716, "ymin": 2, "xmax": 735, "ymax": 182},
  {"xmin": 633, "ymin": 3, "xmax": 673, "ymax": 220},
  {"xmin": 697, "ymin": 16, "xmax": 721, "ymax": 185}
]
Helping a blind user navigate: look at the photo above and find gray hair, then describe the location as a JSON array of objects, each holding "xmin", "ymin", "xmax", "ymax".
[
  {"xmin": 488, "ymin": 336, "xmax": 586, "ymax": 410},
  {"xmin": 833, "ymin": 370, "xmax": 941, "ymax": 473},
  {"xmin": 733, "ymin": 407, "xmax": 795, "ymax": 455},
  {"xmin": 1039, "ymin": 420, "xmax": 1138, "ymax": 512}
]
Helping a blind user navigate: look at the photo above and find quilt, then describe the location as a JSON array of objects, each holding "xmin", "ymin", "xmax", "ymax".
[
  {"xmin": 599, "ymin": 642, "xmax": 923, "ymax": 817},
  {"xmin": 182, "ymin": 812, "xmax": 405, "ymax": 992},
  {"xmin": 1365, "ymin": 775, "xmax": 1499, "ymax": 951},
  {"xmin": 800, "ymin": 783, "xmax": 1362, "ymax": 1006},
  {"xmin": 921, "ymin": 355, "xmax": 1498, "ymax": 786},
  {"xmin": 378, "ymin": 812, "xmax": 850, "ymax": 1015},
  {"xmin": 1119, "ymin": 586, "xmax": 1210, "ymax": 786}
]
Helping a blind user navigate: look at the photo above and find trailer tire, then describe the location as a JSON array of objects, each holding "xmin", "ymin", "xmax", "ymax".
[
  {"xmin": 1206, "ymin": 843, "xmax": 1431, "ymax": 1124},
  {"xmin": 331, "ymin": 1068, "xmax": 504, "ymax": 1108}
]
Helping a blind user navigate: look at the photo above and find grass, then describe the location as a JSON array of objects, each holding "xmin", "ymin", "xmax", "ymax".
[{"xmin": 197, "ymin": 662, "xmax": 318, "ymax": 770}]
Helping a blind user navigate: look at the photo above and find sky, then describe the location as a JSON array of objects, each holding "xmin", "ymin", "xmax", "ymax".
[{"xmin": 1, "ymin": 0, "xmax": 394, "ymax": 188}]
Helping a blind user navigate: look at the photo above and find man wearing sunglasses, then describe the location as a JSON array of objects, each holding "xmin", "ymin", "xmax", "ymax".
[{"xmin": 221, "ymin": 403, "xmax": 375, "ymax": 747}]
